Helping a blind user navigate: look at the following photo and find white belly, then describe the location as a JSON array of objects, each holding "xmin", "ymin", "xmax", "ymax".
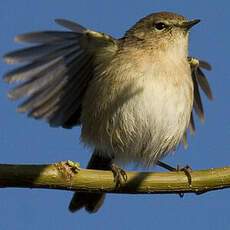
[{"xmin": 81, "ymin": 60, "xmax": 193, "ymax": 166}]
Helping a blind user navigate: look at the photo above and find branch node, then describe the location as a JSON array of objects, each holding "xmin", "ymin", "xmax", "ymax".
[{"xmin": 54, "ymin": 161, "xmax": 81, "ymax": 182}]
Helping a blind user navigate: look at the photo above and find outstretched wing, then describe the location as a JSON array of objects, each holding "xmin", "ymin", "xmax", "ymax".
[
  {"xmin": 3, "ymin": 19, "xmax": 118, "ymax": 128},
  {"xmin": 182, "ymin": 57, "xmax": 213, "ymax": 147}
]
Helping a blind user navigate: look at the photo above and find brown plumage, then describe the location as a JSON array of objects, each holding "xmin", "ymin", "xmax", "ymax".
[{"xmin": 3, "ymin": 12, "xmax": 213, "ymax": 213}]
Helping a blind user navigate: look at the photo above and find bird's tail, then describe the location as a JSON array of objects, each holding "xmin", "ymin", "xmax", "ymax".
[{"xmin": 68, "ymin": 150, "xmax": 112, "ymax": 213}]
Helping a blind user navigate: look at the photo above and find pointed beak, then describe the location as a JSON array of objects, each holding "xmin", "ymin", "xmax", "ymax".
[{"xmin": 179, "ymin": 19, "xmax": 201, "ymax": 30}]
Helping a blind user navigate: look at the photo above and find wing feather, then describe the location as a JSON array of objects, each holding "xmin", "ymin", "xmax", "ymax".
[
  {"xmin": 15, "ymin": 31, "xmax": 79, "ymax": 44},
  {"xmin": 196, "ymin": 68, "xmax": 213, "ymax": 100},
  {"xmin": 192, "ymin": 69, "xmax": 205, "ymax": 122},
  {"xmin": 183, "ymin": 57, "xmax": 213, "ymax": 148},
  {"xmin": 4, "ymin": 19, "xmax": 118, "ymax": 128}
]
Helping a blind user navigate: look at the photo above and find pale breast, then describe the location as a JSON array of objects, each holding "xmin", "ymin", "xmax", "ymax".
[{"xmin": 81, "ymin": 52, "xmax": 193, "ymax": 166}]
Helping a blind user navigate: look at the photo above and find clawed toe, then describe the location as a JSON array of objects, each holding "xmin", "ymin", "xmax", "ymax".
[
  {"xmin": 157, "ymin": 161, "xmax": 193, "ymax": 198},
  {"xmin": 111, "ymin": 164, "xmax": 127, "ymax": 188},
  {"xmin": 176, "ymin": 164, "xmax": 192, "ymax": 185}
]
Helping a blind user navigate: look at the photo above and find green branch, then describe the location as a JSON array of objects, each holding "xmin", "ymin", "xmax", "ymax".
[{"xmin": 0, "ymin": 161, "xmax": 230, "ymax": 194}]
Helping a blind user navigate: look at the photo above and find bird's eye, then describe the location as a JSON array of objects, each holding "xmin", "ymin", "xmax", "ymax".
[{"xmin": 154, "ymin": 22, "xmax": 167, "ymax": 31}]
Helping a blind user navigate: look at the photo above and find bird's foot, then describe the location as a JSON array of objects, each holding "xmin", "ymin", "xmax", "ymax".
[
  {"xmin": 157, "ymin": 161, "xmax": 192, "ymax": 197},
  {"xmin": 111, "ymin": 163, "xmax": 127, "ymax": 188},
  {"xmin": 176, "ymin": 165, "xmax": 192, "ymax": 197},
  {"xmin": 176, "ymin": 164, "xmax": 192, "ymax": 186}
]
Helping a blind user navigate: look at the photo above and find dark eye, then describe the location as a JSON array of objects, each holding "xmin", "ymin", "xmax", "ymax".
[{"xmin": 154, "ymin": 22, "xmax": 167, "ymax": 31}]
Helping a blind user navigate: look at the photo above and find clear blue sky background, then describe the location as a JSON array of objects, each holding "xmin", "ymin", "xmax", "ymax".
[{"xmin": 0, "ymin": 1, "xmax": 229, "ymax": 229}]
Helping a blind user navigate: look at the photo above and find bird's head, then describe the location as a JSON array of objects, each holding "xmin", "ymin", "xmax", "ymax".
[{"xmin": 124, "ymin": 12, "xmax": 200, "ymax": 55}]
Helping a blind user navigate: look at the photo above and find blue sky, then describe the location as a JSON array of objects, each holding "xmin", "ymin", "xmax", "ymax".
[{"xmin": 0, "ymin": 1, "xmax": 229, "ymax": 229}]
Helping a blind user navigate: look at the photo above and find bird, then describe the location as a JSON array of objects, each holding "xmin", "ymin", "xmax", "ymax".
[{"xmin": 3, "ymin": 11, "xmax": 213, "ymax": 213}]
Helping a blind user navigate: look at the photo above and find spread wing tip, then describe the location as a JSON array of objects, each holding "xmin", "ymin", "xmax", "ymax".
[
  {"xmin": 185, "ymin": 57, "xmax": 213, "ymax": 148},
  {"xmin": 3, "ymin": 53, "xmax": 15, "ymax": 65},
  {"xmin": 198, "ymin": 60, "xmax": 212, "ymax": 71},
  {"xmin": 54, "ymin": 18, "xmax": 86, "ymax": 33}
]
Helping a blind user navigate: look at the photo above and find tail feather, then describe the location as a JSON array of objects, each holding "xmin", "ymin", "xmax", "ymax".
[
  {"xmin": 68, "ymin": 150, "xmax": 112, "ymax": 213},
  {"xmin": 69, "ymin": 192, "xmax": 105, "ymax": 213}
]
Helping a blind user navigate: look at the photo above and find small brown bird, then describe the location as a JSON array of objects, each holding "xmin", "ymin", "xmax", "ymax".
[{"xmin": 3, "ymin": 12, "xmax": 213, "ymax": 213}]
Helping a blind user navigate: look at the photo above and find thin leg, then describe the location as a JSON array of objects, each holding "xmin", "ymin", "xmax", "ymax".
[
  {"xmin": 157, "ymin": 160, "xmax": 193, "ymax": 197},
  {"xmin": 156, "ymin": 161, "xmax": 177, "ymax": 171}
]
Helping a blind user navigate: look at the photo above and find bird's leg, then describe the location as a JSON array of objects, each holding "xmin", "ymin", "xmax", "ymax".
[
  {"xmin": 111, "ymin": 163, "xmax": 128, "ymax": 188},
  {"xmin": 156, "ymin": 160, "xmax": 192, "ymax": 197},
  {"xmin": 87, "ymin": 152, "xmax": 127, "ymax": 188},
  {"xmin": 156, "ymin": 161, "xmax": 177, "ymax": 172},
  {"xmin": 157, "ymin": 160, "xmax": 192, "ymax": 176}
]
